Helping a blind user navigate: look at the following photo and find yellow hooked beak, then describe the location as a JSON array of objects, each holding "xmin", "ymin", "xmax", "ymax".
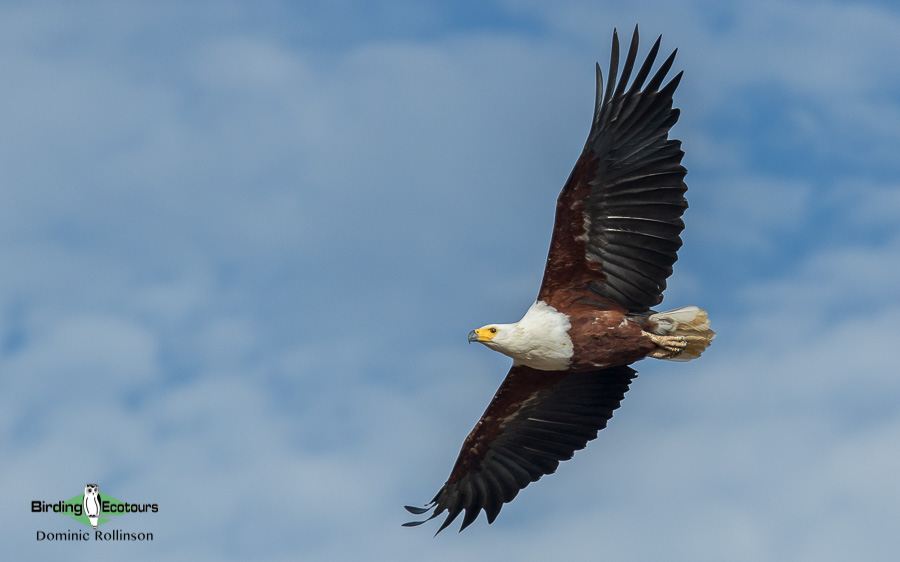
[{"xmin": 467, "ymin": 327, "xmax": 497, "ymax": 343}]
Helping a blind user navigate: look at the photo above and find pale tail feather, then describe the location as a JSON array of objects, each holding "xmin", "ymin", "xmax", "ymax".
[{"xmin": 649, "ymin": 306, "xmax": 716, "ymax": 361}]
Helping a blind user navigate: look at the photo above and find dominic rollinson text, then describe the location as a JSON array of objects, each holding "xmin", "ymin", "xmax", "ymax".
[{"xmin": 37, "ymin": 529, "xmax": 154, "ymax": 541}]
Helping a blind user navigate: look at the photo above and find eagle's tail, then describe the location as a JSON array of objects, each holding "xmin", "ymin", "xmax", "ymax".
[{"xmin": 649, "ymin": 306, "xmax": 716, "ymax": 361}]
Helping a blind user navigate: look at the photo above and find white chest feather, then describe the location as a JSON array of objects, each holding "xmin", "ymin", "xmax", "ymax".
[{"xmin": 488, "ymin": 301, "xmax": 573, "ymax": 371}]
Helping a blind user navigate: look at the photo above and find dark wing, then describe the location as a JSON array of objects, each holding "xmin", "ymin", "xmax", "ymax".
[
  {"xmin": 404, "ymin": 364, "xmax": 636, "ymax": 533},
  {"xmin": 538, "ymin": 25, "xmax": 688, "ymax": 313}
]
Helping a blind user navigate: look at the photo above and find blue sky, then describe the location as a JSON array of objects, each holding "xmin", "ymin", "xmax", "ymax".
[{"xmin": 2, "ymin": 0, "xmax": 900, "ymax": 559}]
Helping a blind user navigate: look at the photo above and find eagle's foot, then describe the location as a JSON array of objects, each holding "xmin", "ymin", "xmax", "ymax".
[{"xmin": 644, "ymin": 332, "xmax": 687, "ymax": 359}]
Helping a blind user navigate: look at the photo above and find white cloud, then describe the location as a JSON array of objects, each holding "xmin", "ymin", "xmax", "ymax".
[{"xmin": 693, "ymin": 176, "xmax": 814, "ymax": 254}]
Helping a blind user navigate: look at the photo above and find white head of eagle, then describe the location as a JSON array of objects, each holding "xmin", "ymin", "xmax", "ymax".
[{"xmin": 467, "ymin": 301, "xmax": 574, "ymax": 371}]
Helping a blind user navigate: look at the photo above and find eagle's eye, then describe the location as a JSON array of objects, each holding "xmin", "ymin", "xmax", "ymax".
[{"xmin": 489, "ymin": 327, "xmax": 497, "ymax": 334}]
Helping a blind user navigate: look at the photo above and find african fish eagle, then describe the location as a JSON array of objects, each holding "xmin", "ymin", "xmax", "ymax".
[{"xmin": 404, "ymin": 25, "xmax": 716, "ymax": 534}]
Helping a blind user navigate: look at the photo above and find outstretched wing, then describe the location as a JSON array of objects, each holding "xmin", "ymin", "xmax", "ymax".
[
  {"xmin": 404, "ymin": 364, "xmax": 637, "ymax": 533},
  {"xmin": 538, "ymin": 25, "xmax": 688, "ymax": 313}
]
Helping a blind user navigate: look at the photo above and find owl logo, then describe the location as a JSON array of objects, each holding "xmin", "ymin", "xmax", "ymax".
[{"xmin": 83, "ymin": 484, "xmax": 101, "ymax": 529}]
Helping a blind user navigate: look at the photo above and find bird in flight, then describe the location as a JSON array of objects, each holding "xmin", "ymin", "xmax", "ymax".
[{"xmin": 404, "ymin": 25, "xmax": 715, "ymax": 534}]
